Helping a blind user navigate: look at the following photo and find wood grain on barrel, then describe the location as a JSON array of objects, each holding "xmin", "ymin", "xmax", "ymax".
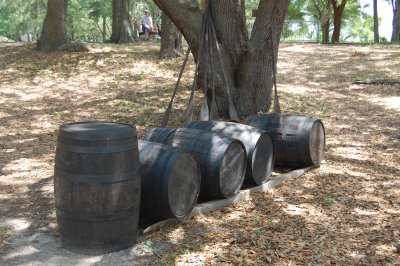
[
  {"xmin": 138, "ymin": 140, "xmax": 201, "ymax": 220},
  {"xmin": 185, "ymin": 121, "xmax": 275, "ymax": 185},
  {"xmin": 247, "ymin": 114, "xmax": 325, "ymax": 168},
  {"xmin": 54, "ymin": 122, "xmax": 141, "ymax": 254},
  {"xmin": 143, "ymin": 127, "xmax": 247, "ymax": 200}
]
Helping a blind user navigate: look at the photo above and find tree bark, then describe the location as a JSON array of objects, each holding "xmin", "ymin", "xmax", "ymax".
[
  {"xmin": 311, "ymin": 0, "xmax": 331, "ymax": 44},
  {"xmin": 102, "ymin": 15, "xmax": 107, "ymax": 42},
  {"xmin": 69, "ymin": 15, "xmax": 75, "ymax": 41},
  {"xmin": 322, "ymin": 20, "xmax": 330, "ymax": 43},
  {"xmin": 331, "ymin": 0, "xmax": 347, "ymax": 43},
  {"xmin": 37, "ymin": 0, "xmax": 69, "ymax": 51},
  {"xmin": 111, "ymin": 0, "xmax": 134, "ymax": 43},
  {"xmin": 392, "ymin": 0, "xmax": 400, "ymax": 42},
  {"xmin": 236, "ymin": 0, "xmax": 289, "ymax": 115},
  {"xmin": 159, "ymin": 13, "xmax": 183, "ymax": 59},
  {"xmin": 373, "ymin": 0, "xmax": 379, "ymax": 43},
  {"xmin": 152, "ymin": 0, "xmax": 289, "ymax": 118}
]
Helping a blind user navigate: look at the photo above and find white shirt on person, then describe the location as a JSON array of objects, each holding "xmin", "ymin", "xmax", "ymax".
[{"xmin": 141, "ymin": 15, "xmax": 153, "ymax": 29}]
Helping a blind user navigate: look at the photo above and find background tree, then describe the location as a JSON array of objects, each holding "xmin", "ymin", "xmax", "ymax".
[
  {"xmin": 308, "ymin": 0, "xmax": 331, "ymax": 43},
  {"xmin": 340, "ymin": 1, "xmax": 368, "ymax": 42},
  {"xmin": 0, "ymin": 0, "xmax": 380, "ymax": 45},
  {"xmin": 159, "ymin": 13, "xmax": 183, "ymax": 59},
  {"xmin": 111, "ymin": 0, "xmax": 134, "ymax": 43},
  {"xmin": 0, "ymin": 0, "xmax": 47, "ymax": 41},
  {"xmin": 88, "ymin": 0, "xmax": 112, "ymax": 42},
  {"xmin": 287, "ymin": 0, "xmax": 307, "ymax": 20},
  {"xmin": 153, "ymin": 0, "xmax": 290, "ymax": 117},
  {"xmin": 331, "ymin": 0, "xmax": 347, "ymax": 43},
  {"xmin": 344, "ymin": 4, "xmax": 373, "ymax": 42},
  {"xmin": 373, "ymin": 0, "xmax": 379, "ymax": 42},
  {"xmin": 37, "ymin": 0, "xmax": 69, "ymax": 51},
  {"xmin": 392, "ymin": 0, "xmax": 400, "ymax": 41}
]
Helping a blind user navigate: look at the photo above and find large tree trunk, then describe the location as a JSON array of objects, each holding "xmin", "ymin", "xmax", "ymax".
[
  {"xmin": 153, "ymin": 0, "xmax": 289, "ymax": 118},
  {"xmin": 111, "ymin": 0, "xmax": 133, "ymax": 43},
  {"xmin": 392, "ymin": 0, "xmax": 400, "ymax": 42},
  {"xmin": 37, "ymin": 0, "xmax": 69, "ymax": 51},
  {"xmin": 322, "ymin": 21, "xmax": 330, "ymax": 43},
  {"xmin": 235, "ymin": 1, "xmax": 289, "ymax": 115},
  {"xmin": 159, "ymin": 13, "xmax": 183, "ymax": 59},
  {"xmin": 331, "ymin": 0, "xmax": 347, "ymax": 43},
  {"xmin": 373, "ymin": 0, "xmax": 379, "ymax": 43}
]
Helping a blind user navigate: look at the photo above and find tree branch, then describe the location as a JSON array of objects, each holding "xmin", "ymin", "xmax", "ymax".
[
  {"xmin": 312, "ymin": 0, "xmax": 323, "ymax": 20},
  {"xmin": 152, "ymin": 0, "xmax": 203, "ymax": 57},
  {"xmin": 250, "ymin": 0, "xmax": 290, "ymax": 50},
  {"xmin": 234, "ymin": 0, "xmax": 289, "ymax": 115}
]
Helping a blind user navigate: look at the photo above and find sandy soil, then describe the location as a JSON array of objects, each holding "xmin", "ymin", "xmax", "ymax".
[{"xmin": 0, "ymin": 42, "xmax": 399, "ymax": 265}]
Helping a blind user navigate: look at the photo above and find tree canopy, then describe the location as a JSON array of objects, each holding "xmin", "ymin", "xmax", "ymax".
[{"xmin": 0, "ymin": 0, "xmax": 396, "ymax": 43}]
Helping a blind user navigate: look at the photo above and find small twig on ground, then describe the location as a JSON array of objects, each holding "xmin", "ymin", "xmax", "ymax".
[
  {"xmin": 153, "ymin": 250, "xmax": 162, "ymax": 259},
  {"xmin": 354, "ymin": 79, "xmax": 400, "ymax": 84}
]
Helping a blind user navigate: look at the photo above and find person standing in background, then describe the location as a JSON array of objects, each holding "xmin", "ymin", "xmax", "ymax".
[{"xmin": 141, "ymin": 10, "xmax": 153, "ymax": 41}]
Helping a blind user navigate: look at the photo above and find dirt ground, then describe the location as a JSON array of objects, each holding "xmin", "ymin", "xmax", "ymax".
[{"xmin": 0, "ymin": 42, "xmax": 399, "ymax": 265}]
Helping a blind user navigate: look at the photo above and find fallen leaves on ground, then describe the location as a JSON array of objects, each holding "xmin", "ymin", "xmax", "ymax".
[{"xmin": 0, "ymin": 42, "xmax": 399, "ymax": 265}]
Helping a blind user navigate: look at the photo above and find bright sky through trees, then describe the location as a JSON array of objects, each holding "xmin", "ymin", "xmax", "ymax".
[{"xmin": 361, "ymin": 0, "xmax": 393, "ymax": 39}]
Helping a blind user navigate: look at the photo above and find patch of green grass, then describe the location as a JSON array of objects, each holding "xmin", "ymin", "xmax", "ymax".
[
  {"xmin": 352, "ymin": 75, "xmax": 363, "ymax": 82},
  {"xmin": 254, "ymin": 228, "xmax": 262, "ymax": 236},
  {"xmin": 0, "ymin": 227, "xmax": 9, "ymax": 236},
  {"xmin": 157, "ymin": 223, "xmax": 165, "ymax": 231},
  {"xmin": 272, "ymin": 222, "xmax": 285, "ymax": 231},
  {"xmin": 49, "ymin": 203, "xmax": 56, "ymax": 213},
  {"xmin": 181, "ymin": 240, "xmax": 206, "ymax": 254},
  {"xmin": 268, "ymin": 219, "xmax": 285, "ymax": 231},
  {"xmin": 289, "ymin": 219, "xmax": 304, "ymax": 228},
  {"xmin": 131, "ymin": 74, "xmax": 144, "ymax": 81},
  {"xmin": 145, "ymin": 240, "xmax": 154, "ymax": 248},
  {"xmin": 183, "ymin": 244, "xmax": 191, "ymax": 254},
  {"xmin": 215, "ymin": 255, "xmax": 223, "ymax": 263},
  {"xmin": 322, "ymin": 197, "xmax": 335, "ymax": 208},
  {"xmin": 195, "ymin": 240, "xmax": 206, "ymax": 251},
  {"xmin": 137, "ymin": 240, "xmax": 155, "ymax": 254},
  {"xmin": 385, "ymin": 256, "xmax": 394, "ymax": 263}
]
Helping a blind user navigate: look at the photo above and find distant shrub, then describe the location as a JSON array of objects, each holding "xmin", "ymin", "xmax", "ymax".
[{"xmin": 0, "ymin": 36, "xmax": 15, "ymax": 43}]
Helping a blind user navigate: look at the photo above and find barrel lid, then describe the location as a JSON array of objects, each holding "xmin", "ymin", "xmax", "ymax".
[{"xmin": 59, "ymin": 122, "xmax": 136, "ymax": 141}]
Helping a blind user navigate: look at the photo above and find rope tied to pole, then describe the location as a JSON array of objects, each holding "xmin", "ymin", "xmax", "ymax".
[
  {"xmin": 270, "ymin": 28, "xmax": 281, "ymax": 114},
  {"xmin": 162, "ymin": 0, "xmax": 240, "ymax": 127}
]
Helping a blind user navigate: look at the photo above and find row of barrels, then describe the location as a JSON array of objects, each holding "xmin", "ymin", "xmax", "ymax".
[{"xmin": 54, "ymin": 114, "xmax": 325, "ymax": 253}]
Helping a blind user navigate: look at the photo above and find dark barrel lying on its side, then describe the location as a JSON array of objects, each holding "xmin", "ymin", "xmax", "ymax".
[
  {"xmin": 144, "ymin": 127, "xmax": 177, "ymax": 144},
  {"xmin": 54, "ymin": 122, "xmax": 141, "ymax": 254},
  {"xmin": 185, "ymin": 121, "xmax": 275, "ymax": 186},
  {"xmin": 144, "ymin": 127, "xmax": 247, "ymax": 200},
  {"xmin": 138, "ymin": 140, "xmax": 201, "ymax": 221},
  {"xmin": 247, "ymin": 114, "xmax": 325, "ymax": 168}
]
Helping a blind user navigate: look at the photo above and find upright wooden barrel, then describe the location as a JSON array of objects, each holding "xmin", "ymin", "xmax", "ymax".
[
  {"xmin": 54, "ymin": 122, "xmax": 141, "ymax": 254},
  {"xmin": 144, "ymin": 128, "xmax": 247, "ymax": 200},
  {"xmin": 247, "ymin": 114, "xmax": 325, "ymax": 168},
  {"xmin": 185, "ymin": 121, "xmax": 275, "ymax": 186},
  {"xmin": 138, "ymin": 140, "xmax": 201, "ymax": 221}
]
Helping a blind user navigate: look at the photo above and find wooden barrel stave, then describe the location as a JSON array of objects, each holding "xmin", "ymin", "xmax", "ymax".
[
  {"xmin": 54, "ymin": 122, "xmax": 141, "ymax": 254},
  {"xmin": 138, "ymin": 140, "xmax": 201, "ymax": 221},
  {"xmin": 144, "ymin": 127, "xmax": 247, "ymax": 200},
  {"xmin": 185, "ymin": 121, "xmax": 275, "ymax": 185},
  {"xmin": 247, "ymin": 114, "xmax": 325, "ymax": 167}
]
